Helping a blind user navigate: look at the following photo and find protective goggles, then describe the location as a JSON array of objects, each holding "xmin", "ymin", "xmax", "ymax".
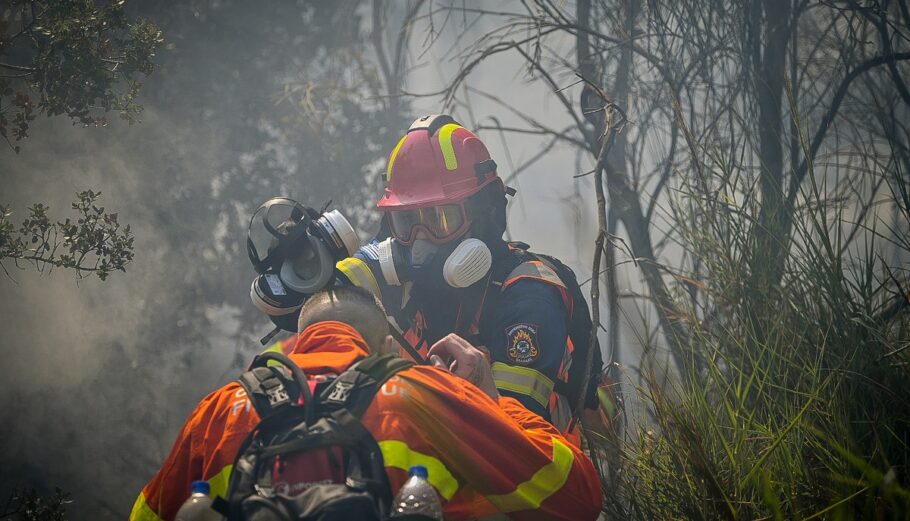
[{"xmin": 387, "ymin": 204, "xmax": 470, "ymax": 245}]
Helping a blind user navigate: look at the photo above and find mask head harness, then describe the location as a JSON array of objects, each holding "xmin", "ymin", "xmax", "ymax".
[{"xmin": 247, "ymin": 197, "xmax": 360, "ymax": 340}]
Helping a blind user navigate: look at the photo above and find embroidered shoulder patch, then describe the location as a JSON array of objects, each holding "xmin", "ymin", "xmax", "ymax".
[{"xmin": 505, "ymin": 323, "xmax": 540, "ymax": 365}]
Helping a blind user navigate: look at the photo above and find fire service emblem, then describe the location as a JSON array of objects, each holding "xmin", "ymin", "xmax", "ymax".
[{"xmin": 506, "ymin": 323, "xmax": 540, "ymax": 365}]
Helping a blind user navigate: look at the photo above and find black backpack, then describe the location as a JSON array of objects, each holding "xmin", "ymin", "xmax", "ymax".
[{"xmin": 214, "ymin": 351, "xmax": 413, "ymax": 521}]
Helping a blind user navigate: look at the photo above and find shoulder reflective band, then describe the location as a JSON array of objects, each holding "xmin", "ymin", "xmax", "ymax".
[
  {"xmin": 378, "ymin": 440, "xmax": 459, "ymax": 500},
  {"xmin": 437, "ymin": 123, "xmax": 463, "ymax": 170},
  {"xmin": 129, "ymin": 493, "xmax": 164, "ymax": 521},
  {"xmin": 387, "ymin": 135, "xmax": 408, "ymax": 181},
  {"xmin": 486, "ymin": 438, "xmax": 575, "ymax": 512},
  {"xmin": 491, "ymin": 362, "xmax": 554, "ymax": 409},
  {"xmin": 503, "ymin": 261, "xmax": 566, "ymax": 290},
  {"xmin": 336, "ymin": 257, "xmax": 381, "ymax": 298}
]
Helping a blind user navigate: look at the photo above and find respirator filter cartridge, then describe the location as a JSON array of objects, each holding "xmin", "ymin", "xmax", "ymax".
[
  {"xmin": 314, "ymin": 210, "xmax": 360, "ymax": 258},
  {"xmin": 442, "ymin": 238, "xmax": 492, "ymax": 288}
]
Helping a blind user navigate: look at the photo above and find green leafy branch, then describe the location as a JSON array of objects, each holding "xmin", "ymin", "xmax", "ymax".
[
  {"xmin": 0, "ymin": 0, "xmax": 163, "ymax": 151},
  {"xmin": 0, "ymin": 190, "xmax": 134, "ymax": 280}
]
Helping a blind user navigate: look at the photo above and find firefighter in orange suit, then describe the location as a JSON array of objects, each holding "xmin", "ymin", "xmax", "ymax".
[{"xmin": 131, "ymin": 287, "xmax": 602, "ymax": 521}]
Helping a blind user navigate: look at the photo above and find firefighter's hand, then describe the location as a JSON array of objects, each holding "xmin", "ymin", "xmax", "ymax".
[{"xmin": 428, "ymin": 333, "xmax": 499, "ymax": 400}]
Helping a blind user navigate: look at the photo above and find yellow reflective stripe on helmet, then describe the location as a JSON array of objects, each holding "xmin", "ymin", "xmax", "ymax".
[
  {"xmin": 336, "ymin": 257, "xmax": 381, "ymax": 297},
  {"xmin": 486, "ymin": 438, "xmax": 575, "ymax": 512},
  {"xmin": 208, "ymin": 464, "xmax": 233, "ymax": 500},
  {"xmin": 437, "ymin": 123, "xmax": 463, "ymax": 170},
  {"xmin": 129, "ymin": 492, "xmax": 164, "ymax": 521},
  {"xmin": 492, "ymin": 362, "xmax": 554, "ymax": 408},
  {"xmin": 379, "ymin": 439, "xmax": 459, "ymax": 500},
  {"xmin": 387, "ymin": 135, "xmax": 408, "ymax": 181}
]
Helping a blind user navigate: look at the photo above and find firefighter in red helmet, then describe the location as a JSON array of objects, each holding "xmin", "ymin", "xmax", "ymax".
[{"xmin": 335, "ymin": 115, "xmax": 612, "ymax": 433}]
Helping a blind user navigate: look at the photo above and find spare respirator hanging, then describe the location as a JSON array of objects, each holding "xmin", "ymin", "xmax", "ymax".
[{"xmin": 247, "ymin": 197, "xmax": 360, "ymax": 339}]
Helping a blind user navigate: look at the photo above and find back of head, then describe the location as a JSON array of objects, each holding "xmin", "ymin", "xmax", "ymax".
[{"xmin": 297, "ymin": 286, "xmax": 390, "ymax": 352}]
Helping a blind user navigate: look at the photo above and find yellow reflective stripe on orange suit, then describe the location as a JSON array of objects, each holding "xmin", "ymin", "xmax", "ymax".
[
  {"xmin": 129, "ymin": 492, "xmax": 164, "ymax": 521},
  {"xmin": 336, "ymin": 257, "xmax": 381, "ymax": 297},
  {"xmin": 379, "ymin": 439, "xmax": 460, "ymax": 500},
  {"xmin": 485, "ymin": 438, "xmax": 575, "ymax": 512},
  {"xmin": 208, "ymin": 464, "xmax": 233, "ymax": 501},
  {"xmin": 437, "ymin": 123, "xmax": 463, "ymax": 170}
]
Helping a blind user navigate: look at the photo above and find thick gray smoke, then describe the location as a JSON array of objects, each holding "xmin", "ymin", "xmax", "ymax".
[
  {"xmin": 0, "ymin": 2, "xmax": 642, "ymax": 519},
  {"xmin": 0, "ymin": 3, "xmax": 406, "ymax": 518}
]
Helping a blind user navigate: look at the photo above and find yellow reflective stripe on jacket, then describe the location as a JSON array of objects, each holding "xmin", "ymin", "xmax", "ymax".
[
  {"xmin": 336, "ymin": 257, "xmax": 381, "ymax": 297},
  {"xmin": 387, "ymin": 135, "xmax": 408, "ymax": 181},
  {"xmin": 437, "ymin": 123, "xmax": 463, "ymax": 170},
  {"xmin": 261, "ymin": 340, "xmax": 286, "ymax": 367},
  {"xmin": 491, "ymin": 362, "xmax": 554, "ymax": 408},
  {"xmin": 379, "ymin": 440, "xmax": 459, "ymax": 500},
  {"xmin": 129, "ymin": 492, "xmax": 164, "ymax": 521},
  {"xmin": 486, "ymin": 438, "xmax": 575, "ymax": 512},
  {"xmin": 208, "ymin": 464, "xmax": 233, "ymax": 500}
]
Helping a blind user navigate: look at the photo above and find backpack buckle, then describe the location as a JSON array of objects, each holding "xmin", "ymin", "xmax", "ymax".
[
  {"xmin": 326, "ymin": 381, "xmax": 353, "ymax": 404},
  {"xmin": 266, "ymin": 383, "xmax": 290, "ymax": 407}
]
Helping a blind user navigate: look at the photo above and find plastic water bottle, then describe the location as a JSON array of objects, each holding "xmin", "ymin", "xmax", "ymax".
[
  {"xmin": 390, "ymin": 465, "xmax": 443, "ymax": 520},
  {"xmin": 175, "ymin": 480, "xmax": 221, "ymax": 521}
]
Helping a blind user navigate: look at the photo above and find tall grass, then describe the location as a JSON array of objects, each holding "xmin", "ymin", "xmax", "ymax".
[{"xmin": 598, "ymin": 148, "xmax": 910, "ymax": 519}]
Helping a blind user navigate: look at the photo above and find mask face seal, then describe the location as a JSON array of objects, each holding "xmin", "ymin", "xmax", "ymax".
[{"xmin": 408, "ymin": 237, "xmax": 440, "ymax": 267}]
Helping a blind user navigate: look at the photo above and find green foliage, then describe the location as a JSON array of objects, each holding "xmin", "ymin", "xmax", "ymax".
[
  {"xmin": 0, "ymin": 190, "xmax": 134, "ymax": 280},
  {"xmin": 599, "ymin": 143, "xmax": 910, "ymax": 519},
  {"xmin": 1, "ymin": 488, "xmax": 70, "ymax": 521},
  {"xmin": 0, "ymin": 0, "xmax": 163, "ymax": 150}
]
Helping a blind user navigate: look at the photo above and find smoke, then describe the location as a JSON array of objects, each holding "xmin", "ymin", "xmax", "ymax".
[
  {"xmin": 0, "ymin": 3, "xmax": 395, "ymax": 516},
  {"xmin": 0, "ymin": 103, "xmax": 247, "ymax": 516},
  {"xmin": 0, "ymin": 2, "xmax": 645, "ymax": 519}
]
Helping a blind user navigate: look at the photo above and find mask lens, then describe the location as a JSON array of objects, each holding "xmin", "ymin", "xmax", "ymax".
[
  {"xmin": 389, "ymin": 209, "xmax": 422, "ymax": 243},
  {"xmin": 388, "ymin": 205, "xmax": 466, "ymax": 243},
  {"xmin": 434, "ymin": 205, "xmax": 465, "ymax": 237},
  {"xmin": 249, "ymin": 200, "xmax": 301, "ymax": 264}
]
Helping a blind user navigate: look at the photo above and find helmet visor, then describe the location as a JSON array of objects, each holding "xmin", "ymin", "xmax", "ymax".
[{"xmin": 388, "ymin": 204, "xmax": 468, "ymax": 245}]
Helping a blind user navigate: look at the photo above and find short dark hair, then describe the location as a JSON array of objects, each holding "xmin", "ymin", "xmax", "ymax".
[{"xmin": 297, "ymin": 285, "xmax": 389, "ymax": 350}]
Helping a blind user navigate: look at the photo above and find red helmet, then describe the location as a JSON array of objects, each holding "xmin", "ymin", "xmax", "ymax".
[
  {"xmin": 378, "ymin": 115, "xmax": 506, "ymax": 245},
  {"xmin": 378, "ymin": 115, "xmax": 503, "ymax": 211}
]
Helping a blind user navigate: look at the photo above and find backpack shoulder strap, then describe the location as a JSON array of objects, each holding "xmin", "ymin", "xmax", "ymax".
[
  {"xmin": 238, "ymin": 366, "xmax": 297, "ymax": 420},
  {"xmin": 319, "ymin": 354, "xmax": 414, "ymax": 418}
]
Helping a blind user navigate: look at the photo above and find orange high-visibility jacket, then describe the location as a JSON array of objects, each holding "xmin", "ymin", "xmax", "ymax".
[{"xmin": 130, "ymin": 321, "xmax": 602, "ymax": 521}]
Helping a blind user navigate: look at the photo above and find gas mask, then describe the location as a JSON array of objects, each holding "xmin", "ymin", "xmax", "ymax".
[
  {"xmin": 376, "ymin": 235, "xmax": 492, "ymax": 289},
  {"xmin": 247, "ymin": 197, "xmax": 360, "ymax": 337}
]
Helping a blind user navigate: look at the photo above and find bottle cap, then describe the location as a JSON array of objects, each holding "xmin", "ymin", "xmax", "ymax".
[
  {"xmin": 408, "ymin": 465, "xmax": 429, "ymax": 479},
  {"xmin": 190, "ymin": 480, "xmax": 210, "ymax": 495}
]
